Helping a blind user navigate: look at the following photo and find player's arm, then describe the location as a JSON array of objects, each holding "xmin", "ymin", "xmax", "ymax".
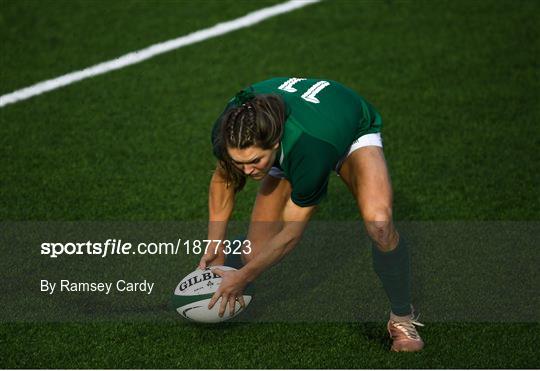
[
  {"xmin": 208, "ymin": 199, "xmax": 315, "ymax": 316},
  {"xmin": 199, "ymin": 164, "xmax": 236, "ymax": 269},
  {"xmin": 209, "ymin": 164, "xmax": 235, "ymax": 222},
  {"xmin": 236, "ymin": 136, "xmax": 335, "ymax": 279},
  {"xmin": 241, "ymin": 198, "xmax": 316, "ymax": 282}
]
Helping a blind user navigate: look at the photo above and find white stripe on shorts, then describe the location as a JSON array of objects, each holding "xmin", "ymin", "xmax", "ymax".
[
  {"xmin": 345, "ymin": 132, "xmax": 383, "ymax": 156},
  {"xmin": 336, "ymin": 132, "xmax": 383, "ymax": 173}
]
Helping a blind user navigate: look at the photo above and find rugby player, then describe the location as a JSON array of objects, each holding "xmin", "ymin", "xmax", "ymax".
[{"xmin": 198, "ymin": 77, "xmax": 424, "ymax": 352}]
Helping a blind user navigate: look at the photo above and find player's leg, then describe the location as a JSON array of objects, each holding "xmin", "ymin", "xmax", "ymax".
[
  {"xmin": 338, "ymin": 143, "xmax": 424, "ymax": 352},
  {"xmin": 338, "ymin": 145, "xmax": 397, "ymax": 250}
]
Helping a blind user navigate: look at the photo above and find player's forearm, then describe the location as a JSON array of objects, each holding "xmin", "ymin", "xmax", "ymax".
[
  {"xmin": 207, "ymin": 167, "xmax": 235, "ymax": 251},
  {"xmin": 241, "ymin": 225, "xmax": 303, "ymax": 282}
]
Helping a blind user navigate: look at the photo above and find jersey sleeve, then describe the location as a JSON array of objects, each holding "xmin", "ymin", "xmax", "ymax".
[{"xmin": 288, "ymin": 134, "xmax": 341, "ymax": 207}]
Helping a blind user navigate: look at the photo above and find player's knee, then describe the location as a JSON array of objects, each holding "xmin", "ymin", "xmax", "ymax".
[
  {"xmin": 363, "ymin": 205, "xmax": 393, "ymax": 225},
  {"xmin": 367, "ymin": 226, "xmax": 398, "ymax": 252},
  {"xmin": 363, "ymin": 207, "xmax": 396, "ymax": 251}
]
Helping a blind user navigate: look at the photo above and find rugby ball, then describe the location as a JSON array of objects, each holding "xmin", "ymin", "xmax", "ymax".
[{"xmin": 172, "ymin": 265, "xmax": 252, "ymax": 323}]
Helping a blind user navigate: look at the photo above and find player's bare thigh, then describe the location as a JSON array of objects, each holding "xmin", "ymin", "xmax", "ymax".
[
  {"xmin": 245, "ymin": 174, "xmax": 291, "ymax": 262},
  {"xmin": 338, "ymin": 146, "xmax": 398, "ymax": 251}
]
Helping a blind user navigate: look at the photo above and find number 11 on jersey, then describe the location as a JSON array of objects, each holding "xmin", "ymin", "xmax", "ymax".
[{"xmin": 278, "ymin": 78, "xmax": 330, "ymax": 104}]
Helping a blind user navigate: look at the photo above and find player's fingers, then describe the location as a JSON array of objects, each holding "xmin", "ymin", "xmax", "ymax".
[
  {"xmin": 237, "ymin": 295, "xmax": 246, "ymax": 309},
  {"xmin": 198, "ymin": 253, "xmax": 213, "ymax": 270},
  {"xmin": 208, "ymin": 289, "xmax": 221, "ymax": 309},
  {"xmin": 211, "ymin": 267, "xmax": 224, "ymax": 277},
  {"xmin": 218, "ymin": 294, "xmax": 229, "ymax": 317},
  {"xmin": 228, "ymin": 296, "xmax": 236, "ymax": 316},
  {"xmin": 198, "ymin": 257, "xmax": 207, "ymax": 270}
]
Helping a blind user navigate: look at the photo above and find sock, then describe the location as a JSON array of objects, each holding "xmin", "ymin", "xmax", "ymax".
[
  {"xmin": 223, "ymin": 235, "xmax": 255, "ymax": 295},
  {"xmin": 371, "ymin": 236, "xmax": 412, "ymax": 317},
  {"xmin": 224, "ymin": 235, "xmax": 245, "ymax": 270}
]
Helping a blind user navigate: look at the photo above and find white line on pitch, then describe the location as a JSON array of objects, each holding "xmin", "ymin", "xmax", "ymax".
[{"xmin": 0, "ymin": 0, "xmax": 321, "ymax": 108}]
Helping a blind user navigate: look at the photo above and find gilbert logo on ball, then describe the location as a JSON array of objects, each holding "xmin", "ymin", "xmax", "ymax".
[{"xmin": 172, "ymin": 265, "xmax": 252, "ymax": 323}]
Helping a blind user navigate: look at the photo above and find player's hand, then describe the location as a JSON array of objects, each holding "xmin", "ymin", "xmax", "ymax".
[
  {"xmin": 208, "ymin": 267, "xmax": 248, "ymax": 317},
  {"xmin": 198, "ymin": 243, "xmax": 225, "ymax": 270}
]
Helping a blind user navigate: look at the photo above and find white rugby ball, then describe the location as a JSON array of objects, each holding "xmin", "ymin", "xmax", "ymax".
[{"xmin": 172, "ymin": 265, "xmax": 252, "ymax": 323}]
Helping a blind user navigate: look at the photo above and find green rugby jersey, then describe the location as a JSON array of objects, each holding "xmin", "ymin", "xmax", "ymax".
[{"xmin": 212, "ymin": 77, "xmax": 382, "ymax": 207}]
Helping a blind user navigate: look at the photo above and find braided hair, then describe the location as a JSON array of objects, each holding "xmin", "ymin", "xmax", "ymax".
[{"xmin": 213, "ymin": 92, "xmax": 286, "ymax": 192}]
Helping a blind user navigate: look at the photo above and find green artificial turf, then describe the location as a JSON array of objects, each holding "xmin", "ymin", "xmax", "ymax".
[
  {"xmin": 1, "ymin": 0, "xmax": 539, "ymax": 368},
  {"xmin": 1, "ymin": 322, "xmax": 538, "ymax": 368}
]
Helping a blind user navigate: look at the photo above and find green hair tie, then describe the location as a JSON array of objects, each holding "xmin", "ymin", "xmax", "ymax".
[{"xmin": 233, "ymin": 89, "xmax": 255, "ymax": 106}]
